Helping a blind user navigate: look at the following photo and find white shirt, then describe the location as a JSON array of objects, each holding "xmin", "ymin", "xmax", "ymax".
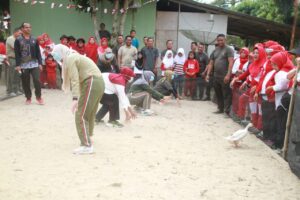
[
  {"xmin": 261, "ymin": 70, "xmax": 276, "ymax": 101},
  {"xmin": 273, "ymin": 71, "xmax": 290, "ymax": 109},
  {"xmin": 102, "ymin": 73, "xmax": 131, "ymax": 110},
  {"xmin": 232, "ymin": 59, "xmax": 248, "ymax": 74}
]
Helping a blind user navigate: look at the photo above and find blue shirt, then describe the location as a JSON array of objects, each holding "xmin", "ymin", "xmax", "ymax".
[{"xmin": 131, "ymin": 38, "xmax": 139, "ymax": 49}]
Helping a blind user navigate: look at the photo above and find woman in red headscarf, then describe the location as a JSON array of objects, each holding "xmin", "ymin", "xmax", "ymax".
[
  {"xmin": 254, "ymin": 44, "xmax": 285, "ymax": 144},
  {"xmin": 266, "ymin": 51, "xmax": 295, "ymax": 149},
  {"xmin": 85, "ymin": 37, "xmax": 98, "ymax": 63},
  {"xmin": 231, "ymin": 47, "xmax": 250, "ymax": 117},
  {"xmin": 42, "ymin": 33, "xmax": 54, "ymax": 49},
  {"xmin": 231, "ymin": 44, "xmax": 267, "ymax": 132},
  {"xmin": 37, "ymin": 35, "xmax": 48, "ymax": 87},
  {"xmin": 95, "ymin": 67, "xmax": 136, "ymax": 127},
  {"xmin": 97, "ymin": 37, "xmax": 108, "ymax": 57}
]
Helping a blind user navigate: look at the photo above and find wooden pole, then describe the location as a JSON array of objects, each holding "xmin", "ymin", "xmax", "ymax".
[
  {"xmin": 289, "ymin": 0, "xmax": 299, "ymax": 50},
  {"xmin": 176, "ymin": 3, "xmax": 181, "ymax": 50},
  {"xmin": 283, "ymin": 61, "xmax": 300, "ymax": 159}
]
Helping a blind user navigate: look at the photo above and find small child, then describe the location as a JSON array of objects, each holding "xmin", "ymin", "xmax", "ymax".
[
  {"xmin": 160, "ymin": 50, "xmax": 174, "ymax": 76},
  {"xmin": 173, "ymin": 48, "xmax": 186, "ymax": 97},
  {"xmin": 183, "ymin": 51, "xmax": 200, "ymax": 98},
  {"xmin": 45, "ymin": 55, "xmax": 57, "ymax": 89}
]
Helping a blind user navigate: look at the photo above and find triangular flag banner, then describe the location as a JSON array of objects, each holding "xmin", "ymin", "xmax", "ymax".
[
  {"xmin": 104, "ymin": 8, "xmax": 107, "ymax": 14},
  {"xmin": 78, "ymin": 5, "xmax": 83, "ymax": 9},
  {"xmin": 31, "ymin": 0, "xmax": 37, "ymax": 5},
  {"xmin": 39, "ymin": 1, "xmax": 45, "ymax": 4},
  {"xmin": 59, "ymin": 4, "xmax": 63, "ymax": 8},
  {"xmin": 87, "ymin": 7, "xmax": 91, "ymax": 12},
  {"xmin": 24, "ymin": 0, "xmax": 29, "ymax": 3},
  {"xmin": 51, "ymin": 3, "xmax": 55, "ymax": 9}
]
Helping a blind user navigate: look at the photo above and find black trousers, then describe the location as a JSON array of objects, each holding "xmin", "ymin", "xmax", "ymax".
[
  {"xmin": 196, "ymin": 77, "xmax": 205, "ymax": 99},
  {"xmin": 261, "ymin": 100, "xmax": 277, "ymax": 141},
  {"xmin": 206, "ymin": 75, "xmax": 213, "ymax": 99},
  {"xmin": 96, "ymin": 93, "xmax": 120, "ymax": 122},
  {"xmin": 213, "ymin": 77, "xmax": 232, "ymax": 113},
  {"xmin": 21, "ymin": 67, "xmax": 41, "ymax": 100},
  {"xmin": 275, "ymin": 93, "xmax": 291, "ymax": 149}
]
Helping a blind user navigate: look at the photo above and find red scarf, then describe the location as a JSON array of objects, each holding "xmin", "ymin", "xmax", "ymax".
[
  {"xmin": 37, "ymin": 36, "xmax": 46, "ymax": 49},
  {"xmin": 238, "ymin": 47, "xmax": 249, "ymax": 70},
  {"xmin": 42, "ymin": 33, "xmax": 54, "ymax": 46},
  {"xmin": 97, "ymin": 37, "xmax": 108, "ymax": 55},
  {"xmin": 249, "ymin": 45, "xmax": 266, "ymax": 78},
  {"xmin": 85, "ymin": 37, "xmax": 98, "ymax": 63}
]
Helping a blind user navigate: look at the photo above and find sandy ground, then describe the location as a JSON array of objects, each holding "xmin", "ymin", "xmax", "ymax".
[{"xmin": 0, "ymin": 89, "xmax": 300, "ymax": 200}]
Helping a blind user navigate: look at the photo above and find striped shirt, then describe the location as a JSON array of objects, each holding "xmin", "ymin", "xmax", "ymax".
[{"xmin": 174, "ymin": 63, "xmax": 184, "ymax": 75}]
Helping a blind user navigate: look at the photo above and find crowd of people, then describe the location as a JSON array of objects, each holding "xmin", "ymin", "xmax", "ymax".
[{"xmin": 1, "ymin": 22, "xmax": 300, "ymax": 155}]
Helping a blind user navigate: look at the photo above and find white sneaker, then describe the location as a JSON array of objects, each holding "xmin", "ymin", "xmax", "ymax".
[
  {"xmin": 73, "ymin": 146, "xmax": 94, "ymax": 155},
  {"xmin": 141, "ymin": 109, "xmax": 154, "ymax": 116}
]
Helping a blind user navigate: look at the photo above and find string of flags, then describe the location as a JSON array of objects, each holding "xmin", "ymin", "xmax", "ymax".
[{"xmin": 14, "ymin": 0, "xmax": 159, "ymax": 15}]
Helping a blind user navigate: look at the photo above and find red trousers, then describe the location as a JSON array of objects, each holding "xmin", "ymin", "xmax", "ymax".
[
  {"xmin": 232, "ymin": 85, "xmax": 242, "ymax": 115},
  {"xmin": 47, "ymin": 72, "xmax": 56, "ymax": 89},
  {"xmin": 184, "ymin": 78, "xmax": 196, "ymax": 97}
]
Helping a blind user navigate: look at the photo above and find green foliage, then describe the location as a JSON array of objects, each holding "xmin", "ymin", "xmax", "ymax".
[{"xmin": 233, "ymin": 0, "xmax": 285, "ymax": 23}]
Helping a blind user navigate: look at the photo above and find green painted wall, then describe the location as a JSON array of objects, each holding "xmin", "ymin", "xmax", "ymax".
[{"xmin": 9, "ymin": 0, "xmax": 156, "ymax": 46}]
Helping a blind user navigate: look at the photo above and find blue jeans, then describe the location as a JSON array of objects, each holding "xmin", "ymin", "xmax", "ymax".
[{"xmin": 174, "ymin": 74, "xmax": 184, "ymax": 96}]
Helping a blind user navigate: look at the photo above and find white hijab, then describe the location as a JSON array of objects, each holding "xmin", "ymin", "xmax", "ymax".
[
  {"xmin": 51, "ymin": 44, "xmax": 77, "ymax": 92},
  {"xmin": 162, "ymin": 50, "xmax": 174, "ymax": 68},
  {"xmin": 174, "ymin": 48, "xmax": 186, "ymax": 65}
]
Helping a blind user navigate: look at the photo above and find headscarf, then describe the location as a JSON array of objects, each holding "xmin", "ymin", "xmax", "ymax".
[
  {"xmin": 97, "ymin": 37, "xmax": 108, "ymax": 55},
  {"xmin": 42, "ymin": 33, "xmax": 53, "ymax": 45},
  {"xmin": 51, "ymin": 44, "xmax": 77, "ymax": 92},
  {"xmin": 264, "ymin": 44, "xmax": 285, "ymax": 74},
  {"xmin": 85, "ymin": 37, "xmax": 98, "ymax": 63},
  {"xmin": 174, "ymin": 48, "xmax": 186, "ymax": 65},
  {"xmin": 135, "ymin": 51, "xmax": 143, "ymax": 68},
  {"xmin": 263, "ymin": 40, "xmax": 279, "ymax": 49},
  {"xmin": 238, "ymin": 47, "xmax": 249, "ymax": 70},
  {"xmin": 131, "ymin": 70, "xmax": 154, "ymax": 86},
  {"xmin": 162, "ymin": 50, "xmax": 174, "ymax": 68},
  {"xmin": 270, "ymin": 51, "xmax": 294, "ymax": 72},
  {"xmin": 37, "ymin": 36, "xmax": 46, "ymax": 49},
  {"xmin": 163, "ymin": 70, "xmax": 174, "ymax": 82},
  {"xmin": 109, "ymin": 67, "xmax": 135, "ymax": 86},
  {"xmin": 99, "ymin": 48, "xmax": 114, "ymax": 64},
  {"xmin": 248, "ymin": 45, "xmax": 267, "ymax": 78}
]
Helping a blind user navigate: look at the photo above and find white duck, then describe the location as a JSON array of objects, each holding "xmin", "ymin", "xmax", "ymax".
[{"xmin": 225, "ymin": 123, "xmax": 253, "ymax": 147}]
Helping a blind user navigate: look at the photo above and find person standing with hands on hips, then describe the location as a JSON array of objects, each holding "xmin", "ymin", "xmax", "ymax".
[
  {"xmin": 14, "ymin": 22, "xmax": 44, "ymax": 105},
  {"xmin": 51, "ymin": 44, "xmax": 105, "ymax": 155}
]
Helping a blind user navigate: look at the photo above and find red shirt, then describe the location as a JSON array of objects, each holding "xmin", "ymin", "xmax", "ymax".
[
  {"xmin": 183, "ymin": 59, "xmax": 200, "ymax": 78},
  {"xmin": 0, "ymin": 42, "xmax": 6, "ymax": 54},
  {"xmin": 45, "ymin": 59, "xmax": 57, "ymax": 73}
]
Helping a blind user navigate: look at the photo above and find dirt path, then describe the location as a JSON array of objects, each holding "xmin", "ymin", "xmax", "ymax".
[{"xmin": 0, "ymin": 89, "xmax": 299, "ymax": 200}]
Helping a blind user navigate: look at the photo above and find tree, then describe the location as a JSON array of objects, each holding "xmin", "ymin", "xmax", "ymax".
[{"xmin": 71, "ymin": 0, "xmax": 140, "ymax": 45}]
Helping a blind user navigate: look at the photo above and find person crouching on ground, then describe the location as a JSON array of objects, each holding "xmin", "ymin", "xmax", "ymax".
[
  {"xmin": 154, "ymin": 70, "xmax": 180, "ymax": 105},
  {"xmin": 51, "ymin": 44, "xmax": 105, "ymax": 155},
  {"xmin": 45, "ymin": 54, "xmax": 57, "ymax": 89},
  {"xmin": 95, "ymin": 67, "xmax": 137, "ymax": 128},
  {"xmin": 183, "ymin": 51, "xmax": 200, "ymax": 100},
  {"xmin": 128, "ymin": 71, "xmax": 169, "ymax": 116}
]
